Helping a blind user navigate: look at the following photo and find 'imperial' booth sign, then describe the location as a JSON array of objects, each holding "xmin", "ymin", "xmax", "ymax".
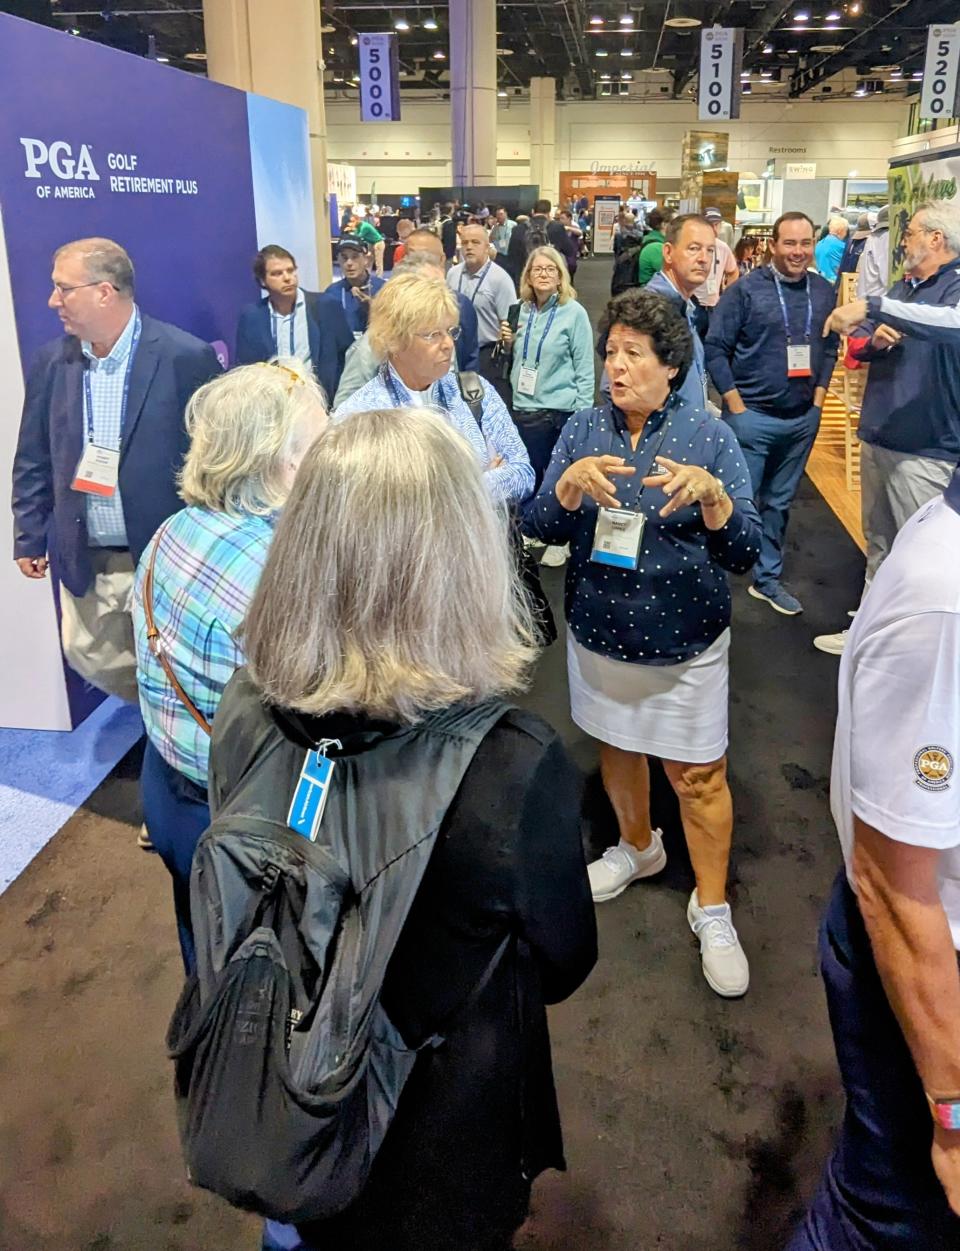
[{"xmin": 359, "ymin": 34, "xmax": 401, "ymax": 123}]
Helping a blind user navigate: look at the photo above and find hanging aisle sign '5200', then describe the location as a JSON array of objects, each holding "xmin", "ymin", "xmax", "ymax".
[
  {"xmin": 699, "ymin": 27, "xmax": 743, "ymax": 123},
  {"xmin": 359, "ymin": 33, "xmax": 402, "ymax": 123},
  {"xmin": 920, "ymin": 26, "xmax": 960, "ymax": 122}
]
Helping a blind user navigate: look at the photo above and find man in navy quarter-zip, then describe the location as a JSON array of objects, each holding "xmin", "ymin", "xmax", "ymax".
[{"xmin": 706, "ymin": 211, "xmax": 839, "ymax": 617}]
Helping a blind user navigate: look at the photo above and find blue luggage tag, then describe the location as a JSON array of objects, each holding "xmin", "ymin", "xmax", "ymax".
[{"xmin": 287, "ymin": 739, "xmax": 341, "ymax": 841}]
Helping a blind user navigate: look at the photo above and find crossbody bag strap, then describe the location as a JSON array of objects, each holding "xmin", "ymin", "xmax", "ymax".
[{"xmin": 143, "ymin": 528, "xmax": 213, "ymax": 737}]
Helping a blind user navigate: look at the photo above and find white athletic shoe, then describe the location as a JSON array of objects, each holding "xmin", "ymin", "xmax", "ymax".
[
  {"xmin": 587, "ymin": 831, "xmax": 667, "ymax": 903},
  {"xmin": 540, "ymin": 543, "xmax": 570, "ymax": 568},
  {"xmin": 813, "ymin": 629, "xmax": 848, "ymax": 656},
  {"xmin": 687, "ymin": 890, "xmax": 750, "ymax": 997}
]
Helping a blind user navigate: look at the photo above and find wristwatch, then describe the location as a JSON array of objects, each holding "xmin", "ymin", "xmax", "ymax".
[{"xmin": 927, "ymin": 1092, "xmax": 960, "ymax": 1130}]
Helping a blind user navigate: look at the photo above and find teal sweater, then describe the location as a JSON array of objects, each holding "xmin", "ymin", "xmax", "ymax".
[{"xmin": 510, "ymin": 296, "xmax": 596, "ymax": 413}]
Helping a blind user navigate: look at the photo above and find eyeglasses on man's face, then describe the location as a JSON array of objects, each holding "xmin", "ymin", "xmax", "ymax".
[
  {"xmin": 530, "ymin": 265, "xmax": 560, "ymax": 277},
  {"xmin": 416, "ymin": 325, "xmax": 461, "ymax": 345},
  {"xmin": 51, "ymin": 280, "xmax": 115, "ymax": 297},
  {"xmin": 903, "ymin": 224, "xmax": 936, "ymax": 241}
]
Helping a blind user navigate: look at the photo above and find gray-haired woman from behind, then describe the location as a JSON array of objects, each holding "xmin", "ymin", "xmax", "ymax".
[{"xmin": 209, "ymin": 407, "xmax": 597, "ymax": 1251}]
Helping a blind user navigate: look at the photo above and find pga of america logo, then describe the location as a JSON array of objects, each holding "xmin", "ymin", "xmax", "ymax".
[{"xmin": 19, "ymin": 137, "xmax": 100, "ymax": 200}]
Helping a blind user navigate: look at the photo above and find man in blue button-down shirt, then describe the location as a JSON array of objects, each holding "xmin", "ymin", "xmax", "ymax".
[
  {"xmin": 12, "ymin": 237, "xmax": 220, "ymax": 702},
  {"xmin": 646, "ymin": 214, "xmax": 715, "ymax": 412}
]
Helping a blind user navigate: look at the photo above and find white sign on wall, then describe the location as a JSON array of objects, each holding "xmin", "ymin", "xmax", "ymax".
[
  {"xmin": 785, "ymin": 162, "xmax": 817, "ymax": 179},
  {"xmin": 699, "ymin": 27, "xmax": 743, "ymax": 122},
  {"xmin": 921, "ymin": 25, "xmax": 960, "ymax": 121},
  {"xmin": 359, "ymin": 33, "xmax": 401, "ymax": 123}
]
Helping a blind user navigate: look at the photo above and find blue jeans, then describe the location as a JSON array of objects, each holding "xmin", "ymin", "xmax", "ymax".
[
  {"xmin": 139, "ymin": 738, "xmax": 210, "ymax": 974},
  {"xmin": 725, "ymin": 405, "xmax": 820, "ymax": 592},
  {"xmin": 786, "ymin": 872, "xmax": 960, "ymax": 1250}
]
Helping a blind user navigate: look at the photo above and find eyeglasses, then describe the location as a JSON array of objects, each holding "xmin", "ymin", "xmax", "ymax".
[
  {"xmin": 903, "ymin": 225, "xmax": 936, "ymax": 241},
  {"xmin": 415, "ymin": 326, "xmax": 462, "ymax": 345},
  {"xmin": 529, "ymin": 266, "xmax": 560, "ymax": 277},
  {"xmin": 259, "ymin": 360, "xmax": 306, "ymax": 392},
  {"xmin": 51, "ymin": 280, "xmax": 113, "ymax": 297}
]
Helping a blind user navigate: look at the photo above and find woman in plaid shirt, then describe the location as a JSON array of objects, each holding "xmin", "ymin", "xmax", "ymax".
[{"xmin": 132, "ymin": 358, "xmax": 327, "ymax": 971}]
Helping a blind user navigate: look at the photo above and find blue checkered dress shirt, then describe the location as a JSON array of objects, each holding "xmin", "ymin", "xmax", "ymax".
[
  {"xmin": 81, "ymin": 305, "xmax": 140, "ymax": 547},
  {"xmin": 133, "ymin": 506, "xmax": 275, "ymax": 785}
]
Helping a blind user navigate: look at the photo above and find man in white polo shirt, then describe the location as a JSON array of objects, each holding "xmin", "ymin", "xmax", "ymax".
[
  {"xmin": 788, "ymin": 467, "xmax": 960, "ymax": 1249},
  {"xmin": 446, "ymin": 222, "xmax": 516, "ymax": 389}
]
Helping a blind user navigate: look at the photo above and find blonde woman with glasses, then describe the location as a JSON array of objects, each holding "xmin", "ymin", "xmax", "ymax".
[
  {"xmin": 334, "ymin": 271, "xmax": 533, "ymax": 506},
  {"xmin": 497, "ymin": 245, "xmax": 595, "ymax": 566},
  {"xmin": 132, "ymin": 358, "xmax": 327, "ymax": 972}
]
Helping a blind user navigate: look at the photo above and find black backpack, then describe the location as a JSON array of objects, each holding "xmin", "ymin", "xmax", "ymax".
[
  {"xmin": 167, "ymin": 669, "xmax": 509, "ymax": 1224},
  {"xmin": 610, "ymin": 244, "xmax": 645, "ymax": 297}
]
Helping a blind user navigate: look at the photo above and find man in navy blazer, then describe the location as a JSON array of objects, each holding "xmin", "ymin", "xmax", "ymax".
[
  {"xmin": 12, "ymin": 237, "xmax": 220, "ymax": 701},
  {"xmin": 235, "ymin": 244, "xmax": 352, "ymax": 403}
]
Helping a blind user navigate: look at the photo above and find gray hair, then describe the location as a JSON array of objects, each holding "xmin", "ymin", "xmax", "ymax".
[
  {"xmin": 243, "ymin": 406, "xmax": 537, "ymax": 721},
  {"xmin": 913, "ymin": 200, "xmax": 960, "ymax": 255},
  {"xmin": 179, "ymin": 357, "xmax": 328, "ymax": 516},
  {"xmin": 392, "ymin": 253, "xmax": 445, "ymax": 278},
  {"xmin": 828, "ymin": 216, "xmax": 849, "ymax": 237},
  {"xmin": 53, "ymin": 237, "xmax": 135, "ymax": 296}
]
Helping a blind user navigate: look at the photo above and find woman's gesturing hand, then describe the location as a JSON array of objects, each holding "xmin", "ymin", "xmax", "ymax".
[
  {"xmin": 556, "ymin": 455, "xmax": 636, "ymax": 512},
  {"xmin": 640, "ymin": 456, "xmax": 733, "ymax": 529}
]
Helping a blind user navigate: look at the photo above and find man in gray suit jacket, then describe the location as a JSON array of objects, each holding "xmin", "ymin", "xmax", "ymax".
[{"xmin": 12, "ymin": 237, "xmax": 220, "ymax": 702}]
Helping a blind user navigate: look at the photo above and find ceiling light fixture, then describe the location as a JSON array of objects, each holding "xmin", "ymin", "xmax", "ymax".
[
  {"xmin": 601, "ymin": 73, "xmax": 611, "ymax": 79},
  {"xmin": 825, "ymin": 9, "xmax": 841, "ymax": 18},
  {"xmin": 590, "ymin": 14, "xmax": 604, "ymax": 23},
  {"xmin": 761, "ymin": 69, "xmax": 772, "ymax": 77},
  {"xmin": 394, "ymin": 18, "xmax": 409, "ymax": 31},
  {"xmin": 432, "ymin": 49, "xmax": 446, "ymax": 59},
  {"xmin": 793, "ymin": 11, "xmax": 810, "ymax": 21},
  {"xmin": 184, "ymin": 50, "xmax": 207, "ymax": 60},
  {"xmin": 619, "ymin": 13, "xmax": 634, "ymax": 25},
  {"xmin": 912, "ymin": 70, "xmax": 922, "ymax": 78},
  {"xmin": 620, "ymin": 48, "xmax": 633, "ymax": 56},
  {"xmin": 596, "ymin": 48, "xmax": 609, "ymax": 56},
  {"xmin": 621, "ymin": 71, "xmax": 633, "ymax": 79},
  {"xmin": 787, "ymin": 47, "xmax": 799, "ymax": 52},
  {"xmin": 497, "ymin": 88, "xmax": 508, "ymax": 96},
  {"xmin": 423, "ymin": 15, "xmax": 438, "ymax": 28},
  {"xmin": 763, "ymin": 43, "xmax": 773, "ymax": 53},
  {"xmin": 890, "ymin": 70, "xmax": 902, "ymax": 79},
  {"xmin": 350, "ymin": 35, "xmax": 358, "ymax": 45},
  {"xmin": 156, "ymin": 55, "xmax": 169, "ymax": 62},
  {"xmin": 849, "ymin": 1, "xmax": 861, "ymax": 12}
]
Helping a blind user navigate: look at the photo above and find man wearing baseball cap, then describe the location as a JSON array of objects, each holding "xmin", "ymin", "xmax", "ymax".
[
  {"xmin": 693, "ymin": 208, "xmax": 739, "ymax": 319},
  {"xmin": 325, "ymin": 239, "xmax": 386, "ymax": 339}
]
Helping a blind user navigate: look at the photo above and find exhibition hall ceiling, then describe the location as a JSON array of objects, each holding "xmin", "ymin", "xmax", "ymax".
[{"xmin": 7, "ymin": 0, "xmax": 960, "ymax": 99}]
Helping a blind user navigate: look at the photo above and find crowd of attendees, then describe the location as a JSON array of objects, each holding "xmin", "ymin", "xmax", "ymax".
[{"xmin": 10, "ymin": 189, "xmax": 960, "ymax": 1249}]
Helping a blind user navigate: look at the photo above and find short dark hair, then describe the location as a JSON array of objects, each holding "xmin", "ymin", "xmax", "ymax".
[
  {"xmin": 534, "ymin": 198, "xmax": 551, "ymax": 215},
  {"xmin": 599, "ymin": 288, "xmax": 693, "ymax": 392},
  {"xmin": 772, "ymin": 211, "xmax": 815, "ymax": 242},
  {"xmin": 254, "ymin": 244, "xmax": 296, "ymax": 287},
  {"xmin": 664, "ymin": 213, "xmax": 713, "ymax": 246},
  {"xmin": 646, "ymin": 209, "xmax": 665, "ymax": 232}
]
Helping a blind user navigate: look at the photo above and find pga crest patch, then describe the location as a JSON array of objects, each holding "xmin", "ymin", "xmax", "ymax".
[{"xmin": 914, "ymin": 746, "xmax": 954, "ymax": 792}]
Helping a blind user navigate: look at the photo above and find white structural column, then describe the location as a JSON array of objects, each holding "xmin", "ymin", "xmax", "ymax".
[
  {"xmin": 449, "ymin": 0, "xmax": 498, "ymax": 186},
  {"xmin": 528, "ymin": 76, "xmax": 557, "ymax": 204},
  {"xmin": 203, "ymin": 0, "xmax": 333, "ymax": 285}
]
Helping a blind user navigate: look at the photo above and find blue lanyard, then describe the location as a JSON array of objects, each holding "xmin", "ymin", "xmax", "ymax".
[
  {"xmin": 458, "ymin": 263, "xmax": 490, "ymax": 304},
  {"xmin": 271, "ymin": 302, "xmax": 297, "ymax": 355},
  {"xmin": 606, "ymin": 404, "xmax": 674, "ymax": 509},
  {"xmin": 771, "ymin": 269, "xmax": 812, "ymax": 345},
  {"xmin": 83, "ymin": 309, "xmax": 142, "ymax": 445},
  {"xmin": 381, "ymin": 365, "xmax": 450, "ymax": 412},
  {"xmin": 521, "ymin": 299, "xmax": 559, "ymax": 370}
]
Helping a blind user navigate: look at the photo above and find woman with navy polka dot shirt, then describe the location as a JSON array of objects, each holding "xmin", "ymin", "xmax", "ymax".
[{"xmin": 523, "ymin": 289, "xmax": 761, "ymax": 998}]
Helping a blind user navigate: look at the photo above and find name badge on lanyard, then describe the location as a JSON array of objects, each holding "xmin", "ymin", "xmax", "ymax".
[
  {"xmin": 592, "ymin": 508, "xmax": 645, "ymax": 569},
  {"xmin": 517, "ymin": 300, "xmax": 558, "ymax": 398},
  {"xmin": 72, "ymin": 311, "xmax": 141, "ymax": 497},
  {"xmin": 773, "ymin": 269, "xmax": 813, "ymax": 378}
]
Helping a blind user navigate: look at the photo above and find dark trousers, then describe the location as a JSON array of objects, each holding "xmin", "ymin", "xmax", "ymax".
[
  {"xmin": 786, "ymin": 871, "xmax": 960, "ymax": 1250},
  {"xmin": 512, "ymin": 408, "xmax": 572, "ymax": 493},
  {"xmin": 724, "ymin": 404, "xmax": 820, "ymax": 592},
  {"xmin": 140, "ymin": 738, "xmax": 210, "ymax": 975}
]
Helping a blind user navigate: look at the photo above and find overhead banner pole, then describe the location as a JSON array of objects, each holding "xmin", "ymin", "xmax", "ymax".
[{"xmin": 699, "ymin": 26, "xmax": 743, "ymax": 123}]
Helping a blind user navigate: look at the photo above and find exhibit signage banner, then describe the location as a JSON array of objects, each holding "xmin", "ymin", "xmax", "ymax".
[
  {"xmin": 593, "ymin": 196, "xmax": 621, "ymax": 255},
  {"xmin": 920, "ymin": 24, "xmax": 960, "ymax": 122},
  {"xmin": 359, "ymin": 33, "xmax": 402, "ymax": 123},
  {"xmin": 699, "ymin": 27, "xmax": 743, "ymax": 123},
  {"xmin": 888, "ymin": 145, "xmax": 960, "ymax": 282},
  {"xmin": 0, "ymin": 13, "xmax": 318, "ymax": 728}
]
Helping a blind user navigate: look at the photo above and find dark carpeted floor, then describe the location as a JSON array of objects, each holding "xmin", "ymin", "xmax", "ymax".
[{"xmin": 0, "ymin": 258, "xmax": 866, "ymax": 1251}]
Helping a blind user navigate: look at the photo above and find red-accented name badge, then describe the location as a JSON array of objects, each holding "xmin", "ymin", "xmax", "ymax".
[
  {"xmin": 71, "ymin": 444, "xmax": 119, "ymax": 496},
  {"xmin": 787, "ymin": 344, "xmax": 812, "ymax": 378}
]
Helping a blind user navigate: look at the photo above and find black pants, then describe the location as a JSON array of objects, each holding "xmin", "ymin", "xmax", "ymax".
[
  {"xmin": 512, "ymin": 408, "xmax": 573, "ymax": 493},
  {"xmin": 477, "ymin": 343, "xmax": 513, "ymax": 408}
]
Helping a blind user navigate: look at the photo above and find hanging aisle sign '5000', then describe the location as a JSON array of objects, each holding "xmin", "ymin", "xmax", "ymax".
[{"xmin": 359, "ymin": 33, "xmax": 402, "ymax": 123}]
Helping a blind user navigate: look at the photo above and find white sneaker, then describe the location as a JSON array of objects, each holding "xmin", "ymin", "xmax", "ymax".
[
  {"xmin": 540, "ymin": 543, "xmax": 570, "ymax": 568},
  {"xmin": 813, "ymin": 629, "xmax": 848, "ymax": 655},
  {"xmin": 687, "ymin": 890, "xmax": 750, "ymax": 997},
  {"xmin": 588, "ymin": 831, "xmax": 666, "ymax": 902}
]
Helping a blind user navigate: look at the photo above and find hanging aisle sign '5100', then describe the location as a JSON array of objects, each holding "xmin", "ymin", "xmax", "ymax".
[{"xmin": 699, "ymin": 27, "xmax": 743, "ymax": 123}]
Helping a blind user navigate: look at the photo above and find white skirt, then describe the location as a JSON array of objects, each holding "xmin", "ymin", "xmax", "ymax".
[{"xmin": 567, "ymin": 629, "xmax": 730, "ymax": 763}]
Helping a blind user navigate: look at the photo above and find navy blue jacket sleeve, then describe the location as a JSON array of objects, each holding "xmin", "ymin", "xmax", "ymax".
[
  {"xmin": 11, "ymin": 347, "xmax": 55, "ymax": 560},
  {"xmin": 705, "ymin": 424, "xmax": 761, "ymax": 574},
  {"xmin": 234, "ymin": 304, "xmax": 264, "ymax": 366},
  {"xmin": 704, "ymin": 283, "xmax": 746, "ymax": 397},
  {"xmin": 866, "ymin": 294, "xmax": 960, "ymax": 343},
  {"xmin": 456, "ymin": 295, "xmax": 480, "ymax": 372}
]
